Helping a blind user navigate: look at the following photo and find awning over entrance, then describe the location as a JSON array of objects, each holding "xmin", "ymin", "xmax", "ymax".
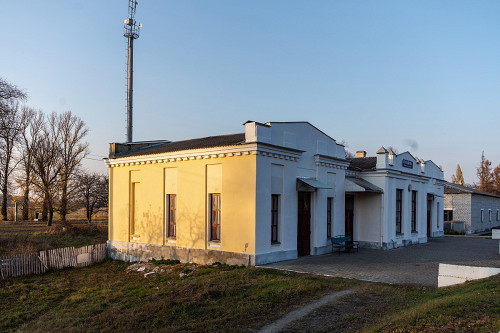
[
  {"xmin": 345, "ymin": 177, "xmax": 383, "ymax": 193},
  {"xmin": 296, "ymin": 177, "xmax": 332, "ymax": 192}
]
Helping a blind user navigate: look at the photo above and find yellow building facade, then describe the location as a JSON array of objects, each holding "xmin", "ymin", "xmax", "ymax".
[{"xmin": 106, "ymin": 133, "xmax": 261, "ymax": 265}]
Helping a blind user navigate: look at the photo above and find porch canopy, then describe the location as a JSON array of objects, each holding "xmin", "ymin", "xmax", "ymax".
[
  {"xmin": 345, "ymin": 177, "xmax": 383, "ymax": 193},
  {"xmin": 296, "ymin": 177, "xmax": 332, "ymax": 192}
]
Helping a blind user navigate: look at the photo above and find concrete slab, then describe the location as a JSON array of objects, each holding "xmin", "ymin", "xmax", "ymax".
[{"xmin": 262, "ymin": 237, "xmax": 500, "ymax": 287}]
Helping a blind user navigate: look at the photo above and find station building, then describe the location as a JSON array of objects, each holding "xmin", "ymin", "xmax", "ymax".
[{"xmin": 105, "ymin": 121, "xmax": 445, "ymax": 265}]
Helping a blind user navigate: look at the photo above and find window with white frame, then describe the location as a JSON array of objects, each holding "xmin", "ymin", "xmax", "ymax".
[
  {"xmin": 271, "ymin": 194, "xmax": 279, "ymax": 243},
  {"xmin": 489, "ymin": 209, "xmax": 492, "ymax": 222},
  {"xmin": 411, "ymin": 191, "xmax": 417, "ymax": 232},
  {"xmin": 497, "ymin": 209, "xmax": 499, "ymax": 221},
  {"xmin": 210, "ymin": 193, "xmax": 221, "ymax": 241},
  {"xmin": 480, "ymin": 209, "xmax": 484, "ymax": 223},
  {"xmin": 327, "ymin": 197, "xmax": 333, "ymax": 238},
  {"xmin": 396, "ymin": 189, "xmax": 403, "ymax": 233},
  {"xmin": 166, "ymin": 194, "xmax": 176, "ymax": 238}
]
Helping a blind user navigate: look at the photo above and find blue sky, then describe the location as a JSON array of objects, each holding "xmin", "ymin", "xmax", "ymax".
[{"xmin": 2, "ymin": 0, "xmax": 500, "ymax": 183}]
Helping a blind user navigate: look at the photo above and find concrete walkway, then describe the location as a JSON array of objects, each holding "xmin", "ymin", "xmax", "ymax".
[{"xmin": 262, "ymin": 237, "xmax": 500, "ymax": 287}]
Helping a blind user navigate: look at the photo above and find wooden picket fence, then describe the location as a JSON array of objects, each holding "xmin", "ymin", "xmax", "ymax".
[{"xmin": 0, "ymin": 243, "xmax": 107, "ymax": 279}]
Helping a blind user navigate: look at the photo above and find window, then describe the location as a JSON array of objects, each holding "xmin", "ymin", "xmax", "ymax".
[
  {"xmin": 480, "ymin": 209, "xmax": 484, "ymax": 223},
  {"xmin": 327, "ymin": 198, "xmax": 333, "ymax": 238},
  {"xmin": 411, "ymin": 191, "xmax": 417, "ymax": 232},
  {"xmin": 396, "ymin": 189, "xmax": 403, "ymax": 233},
  {"xmin": 271, "ymin": 195, "xmax": 279, "ymax": 243},
  {"xmin": 166, "ymin": 194, "xmax": 176, "ymax": 238},
  {"xmin": 489, "ymin": 209, "xmax": 492, "ymax": 222},
  {"xmin": 497, "ymin": 209, "xmax": 499, "ymax": 221},
  {"xmin": 210, "ymin": 193, "xmax": 221, "ymax": 241},
  {"xmin": 444, "ymin": 210, "xmax": 453, "ymax": 222}
]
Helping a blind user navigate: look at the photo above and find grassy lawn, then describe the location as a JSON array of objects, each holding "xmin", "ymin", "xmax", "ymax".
[
  {"xmin": 0, "ymin": 220, "xmax": 108, "ymax": 255},
  {"xmin": 0, "ymin": 259, "xmax": 498, "ymax": 332}
]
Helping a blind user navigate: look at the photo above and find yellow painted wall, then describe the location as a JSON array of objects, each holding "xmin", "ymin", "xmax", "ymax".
[{"xmin": 109, "ymin": 154, "xmax": 257, "ymax": 254}]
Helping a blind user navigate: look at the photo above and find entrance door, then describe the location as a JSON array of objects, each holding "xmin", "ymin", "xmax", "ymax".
[
  {"xmin": 297, "ymin": 191, "xmax": 311, "ymax": 256},
  {"xmin": 427, "ymin": 194, "xmax": 433, "ymax": 237},
  {"xmin": 345, "ymin": 195, "xmax": 354, "ymax": 239}
]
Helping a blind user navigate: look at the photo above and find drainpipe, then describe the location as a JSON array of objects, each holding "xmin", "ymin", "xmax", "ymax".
[{"xmin": 380, "ymin": 193, "xmax": 384, "ymax": 248}]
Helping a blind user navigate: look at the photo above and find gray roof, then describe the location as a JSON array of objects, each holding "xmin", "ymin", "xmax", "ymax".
[
  {"xmin": 113, "ymin": 133, "xmax": 246, "ymax": 158},
  {"xmin": 349, "ymin": 157, "xmax": 377, "ymax": 171},
  {"xmin": 345, "ymin": 177, "xmax": 383, "ymax": 193},
  {"xmin": 444, "ymin": 183, "xmax": 500, "ymax": 199}
]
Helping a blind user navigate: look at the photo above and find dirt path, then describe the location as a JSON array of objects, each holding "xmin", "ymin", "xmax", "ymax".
[{"xmin": 258, "ymin": 290, "xmax": 353, "ymax": 333}]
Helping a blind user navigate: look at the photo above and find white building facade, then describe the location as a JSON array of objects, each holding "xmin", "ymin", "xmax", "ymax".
[
  {"xmin": 248, "ymin": 121, "xmax": 349, "ymax": 264},
  {"xmin": 347, "ymin": 149, "xmax": 445, "ymax": 249}
]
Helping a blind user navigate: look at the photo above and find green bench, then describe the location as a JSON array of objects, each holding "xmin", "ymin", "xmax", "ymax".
[{"xmin": 331, "ymin": 235, "xmax": 359, "ymax": 254}]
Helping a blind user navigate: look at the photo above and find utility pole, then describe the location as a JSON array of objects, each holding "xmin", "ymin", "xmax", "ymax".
[{"xmin": 123, "ymin": 0, "xmax": 142, "ymax": 143}]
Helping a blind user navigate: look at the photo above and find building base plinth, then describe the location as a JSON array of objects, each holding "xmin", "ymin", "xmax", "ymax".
[{"xmin": 108, "ymin": 240, "xmax": 255, "ymax": 266}]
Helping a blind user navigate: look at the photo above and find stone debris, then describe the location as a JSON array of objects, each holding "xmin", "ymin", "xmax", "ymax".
[{"xmin": 126, "ymin": 261, "xmax": 198, "ymax": 278}]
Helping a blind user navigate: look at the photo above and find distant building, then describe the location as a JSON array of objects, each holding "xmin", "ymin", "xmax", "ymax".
[
  {"xmin": 104, "ymin": 121, "xmax": 445, "ymax": 265},
  {"xmin": 444, "ymin": 183, "xmax": 500, "ymax": 234}
]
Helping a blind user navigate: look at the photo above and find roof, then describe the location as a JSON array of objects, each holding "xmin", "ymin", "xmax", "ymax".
[
  {"xmin": 112, "ymin": 133, "xmax": 246, "ymax": 158},
  {"xmin": 445, "ymin": 183, "xmax": 500, "ymax": 199},
  {"xmin": 349, "ymin": 157, "xmax": 377, "ymax": 171},
  {"xmin": 345, "ymin": 177, "xmax": 383, "ymax": 193}
]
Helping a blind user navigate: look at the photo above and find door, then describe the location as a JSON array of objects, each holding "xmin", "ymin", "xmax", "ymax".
[
  {"xmin": 297, "ymin": 191, "xmax": 311, "ymax": 256},
  {"xmin": 345, "ymin": 195, "xmax": 354, "ymax": 239},
  {"xmin": 427, "ymin": 194, "xmax": 433, "ymax": 237}
]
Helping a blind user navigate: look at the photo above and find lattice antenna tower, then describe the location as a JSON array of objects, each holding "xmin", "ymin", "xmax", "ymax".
[{"xmin": 124, "ymin": 0, "xmax": 142, "ymax": 143}]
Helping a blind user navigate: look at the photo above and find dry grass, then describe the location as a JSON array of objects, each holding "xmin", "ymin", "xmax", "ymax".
[
  {"xmin": 0, "ymin": 259, "xmax": 498, "ymax": 332},
  {"xmin": 0, "ymin": 220, "xmax": 108, "ymax": 256},
  {"xmin": 0, "ymin": 260, "xmax": 359, "ymax": 333}
]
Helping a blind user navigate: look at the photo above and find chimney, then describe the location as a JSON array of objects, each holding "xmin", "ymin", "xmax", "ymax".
[{"xmin": 356, "ymin": 150, "xmax": 367, "ymax": 158}]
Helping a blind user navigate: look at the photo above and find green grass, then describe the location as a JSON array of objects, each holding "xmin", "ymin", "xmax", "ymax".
[
  {"xmin": 365, "ymin": 274, "xmax": 500, "ymax": 333},
  {"xmin": 0, "ymin": 259, "xmax": 498, "ymax": 332}
]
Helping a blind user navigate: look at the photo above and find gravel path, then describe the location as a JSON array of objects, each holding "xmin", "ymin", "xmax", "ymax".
[{"xmin": 258, "ymin": 290, "xmax": 353, "ymax": 333}]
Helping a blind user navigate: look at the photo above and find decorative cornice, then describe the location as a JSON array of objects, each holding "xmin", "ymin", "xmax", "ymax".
[
  {"xmin": 104, "ymin": 144, "xmax": 262, "ymax": 168},
  {"xmin": 314, "ymin": 154, "xmax": 350, "ymax": 170}
]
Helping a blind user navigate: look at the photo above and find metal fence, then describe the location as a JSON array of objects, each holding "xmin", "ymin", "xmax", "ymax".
[{"xmin": 0, "ymin": 243, "xmax": 107, "ymax": 279}]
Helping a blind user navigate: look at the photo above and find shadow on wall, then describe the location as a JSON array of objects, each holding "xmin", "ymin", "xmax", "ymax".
[
  {"xmin": 177, "ymin": 204, "xmax": 206, "ymax": 250},
  {"xmin": 138, "ymin": 204, "xmax": 162, "ymax": 245}
]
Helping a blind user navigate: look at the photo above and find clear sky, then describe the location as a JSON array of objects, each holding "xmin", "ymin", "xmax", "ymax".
[{"xmin": 2, "ymin": 0, "xmax": 500, "ymax": 183}]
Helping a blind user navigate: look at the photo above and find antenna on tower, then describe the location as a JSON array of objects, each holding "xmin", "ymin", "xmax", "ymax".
[{"xmin": 124, "ymin": 0, "xmax": 142, "ymax": 143}]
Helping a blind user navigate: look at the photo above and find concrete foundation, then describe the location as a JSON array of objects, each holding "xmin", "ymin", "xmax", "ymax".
[
  {"xmin": 438, "ymin": 263, "xmax": 500, "ymax": 288},
  {"xmin": 255, "ymin": 249, "xmax": 297, "ymax": 265},
  {"xmin": 108, "ymin": 240, "xmax": 255, "ymax": 266}
]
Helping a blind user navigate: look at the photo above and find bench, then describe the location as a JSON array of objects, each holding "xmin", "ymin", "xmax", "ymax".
[{"xmin": 331, "ymin": 235, "xmax": 359, "ymax": 254}]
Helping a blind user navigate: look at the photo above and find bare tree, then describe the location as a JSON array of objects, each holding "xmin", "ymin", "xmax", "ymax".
[
  {"xmin": 17, "ymin": 108, "xmax": 42, "ymax": 220},
  {"xmin": 0, "ymin": 100, "xmax": 24, "ymax": 220},
  {"xmin": 56, "ymin": 111, "xmax": 89, "ymax": 221},
  {"xmin": 31, "ymin": 112, "xmax": 62, "ymax": 225},
  {"xmin": 76, "ymin": 171, "xmax": 108, "ymax": 223},
  {"xmin": 0, "ymin": 77, "xmax": 26, "ymax": 102}
]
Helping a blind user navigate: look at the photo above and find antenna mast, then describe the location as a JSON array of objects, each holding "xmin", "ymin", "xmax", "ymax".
[{"xmin": 123, "ymin": 0, "xmax": 141, "ymax": 143}]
